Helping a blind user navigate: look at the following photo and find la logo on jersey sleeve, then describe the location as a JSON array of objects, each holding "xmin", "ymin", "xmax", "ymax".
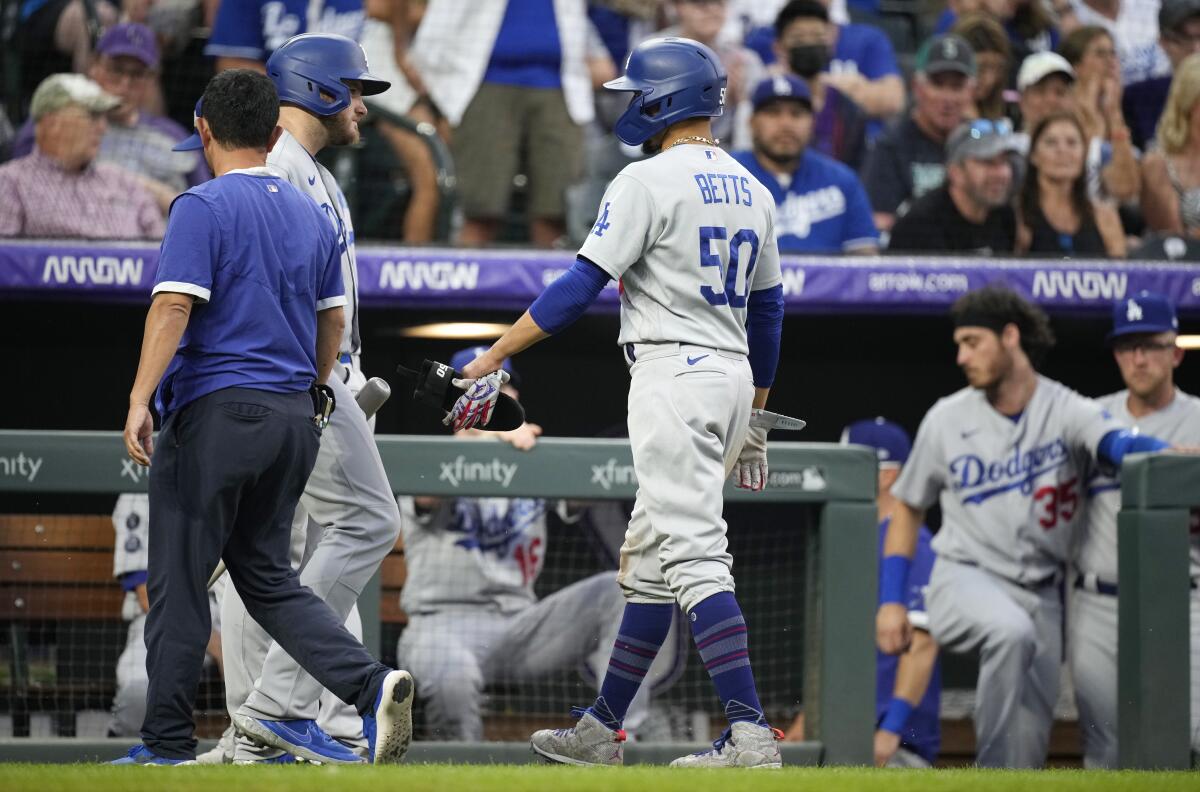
[{"xmin": 592, "ymin": 202, "xmax": 612, "ymax": 238}]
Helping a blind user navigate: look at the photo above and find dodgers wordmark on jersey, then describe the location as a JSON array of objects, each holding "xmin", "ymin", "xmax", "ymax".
[
  {"xmin": 577, "ymin": 145, "xmax": 783, "ymax": 354},
  {"xmin": 1077, "ymin": 389, "xmax": 1200, "ymax": 581},
  {"xmin": 893, "ymin": 376, "xmax": 1123, "ymax": 585},
  {"xmin": 268, "ymin": 129, "xmax": 361, "ymax": 360}
]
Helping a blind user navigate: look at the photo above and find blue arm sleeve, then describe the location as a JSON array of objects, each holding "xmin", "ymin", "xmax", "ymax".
[
  {"xmin": 746, "ymin": 285, "xmax": 784, "ymax": 388},
  {"xmin": 528, "ymin": 256, "xmax": 611, "ymax": 334},
  {"xmin": 1097, "ymin": 429, "xmax": 1171, "ymax": 468},
  {"xmin": 118, "ymin": 570, "xmax": 148, "ymax": 592}
]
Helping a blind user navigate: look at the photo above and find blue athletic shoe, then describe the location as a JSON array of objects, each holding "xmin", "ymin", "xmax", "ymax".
[
  {"xmin": 233, "ymin": 751, "xmax": 301, "ymax": 765},
  {"xmin": 110, "ymin": 745, "xmax": 190, "ymax": 765},
  {"xmin": 231, "ymin": 714, "xmax": 364, "ymax": 765},
  {"xmin": 362, "ymin": 669, "xmax": 414, "ymax": 764}
]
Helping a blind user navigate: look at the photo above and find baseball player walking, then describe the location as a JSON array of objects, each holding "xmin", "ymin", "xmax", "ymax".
[
  {"xmin": 1070, "ymin": 292, "xmax": 1200, "ymax": 767},
  {"xmin": 876, "ymin": 284, "xmax": 1169, "ymax": 768},
  {"xmin": 114, "ymin": 68, "xmax": 410, "ymax": 766},
  {"xmin": 172, "ymin": 34, "xmax": 408, "ymax": 765},
  {"xmin": 449, "ymin": 37, "xmax": 787, "ymax": 768}
]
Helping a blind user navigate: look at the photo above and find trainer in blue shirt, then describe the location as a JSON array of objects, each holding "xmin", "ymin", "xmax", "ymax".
[
  {"xmin": 732, "ymin": 75, "xmax": 879, "ymax": 254},
  {"xmin": 116, "ymin": 69, "xmax": 412, "ymax": 766},
  {"xmin": 842, "ymin": 418, "xmax": 941, "ymax": 768},
  {"xmin": 205, "ymin": 0, "xmax": 365, "ymax": 69}
]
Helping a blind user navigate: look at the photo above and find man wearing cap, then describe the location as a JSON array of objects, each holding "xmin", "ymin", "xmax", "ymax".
[
  {"xmin": 862, "ymin": 33, "xmax": 976, "ymax": 233},
  {"xmin": 11, "ymin": 23, "xmax": 210, "ymax": 210},
  {"xmin": 731, "ymin": 75, "xmax": 877, "ymax": 254},
  {"xmin": 1070, "ymin": 292, "xmax": 1200, "ymax": 767},
  {"xmin": 888, "ymin": 119, "xmax": 1017, "ymax": 253},
  {"xmin": 395, "ymin": 347, "xmax": 669, "ymax": 741},
  {"xmin": 0, "ymin": 73, "xmax": 163, "ymax": 239},
  {"xmin": 849, "ymin": 419, "xmax": 942, "ymax": 768},
  {"xmin": 1070, "ymin": 0, "xmax": 1172, "ymax": 85},
  {"xmin": 1013, "ymin": 51, "xmax": 1140, "ymax": 204},
  {"xmin": 1123, "ymin": 0, "xmax": 1200, "ymax": 148}
]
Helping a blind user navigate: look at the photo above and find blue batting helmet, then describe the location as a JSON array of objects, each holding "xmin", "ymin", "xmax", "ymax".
[
  {"xmin": 266, "ymin": 33, "xmax": 390, "ymax": 117},
  {"xmin": 604, "ymin": 37, "xmax": 727, "ymax": 146}
]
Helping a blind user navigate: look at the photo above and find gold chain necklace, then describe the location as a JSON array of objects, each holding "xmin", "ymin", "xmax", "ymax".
[{"xmin": 665, "ymin": 135, "xmax": 718, "ymax": 150}]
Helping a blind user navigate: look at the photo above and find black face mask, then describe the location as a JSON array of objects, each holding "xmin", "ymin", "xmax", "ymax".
[{"xmin": 788, "ymin": 44, "xmax": 830, "ymax": 78}]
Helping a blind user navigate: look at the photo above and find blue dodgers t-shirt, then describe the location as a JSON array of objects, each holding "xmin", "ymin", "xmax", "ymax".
[
  {"xmin": 876, "ymin": 519, "xmax": 941, "ymax": 764},
  {"xmin": 832, "ymin": 24, "xmax": 900, "ymax": 139},
  {"xmin": 484, "ymin": 0, "xmax": 562, "ymax": 89},
  {"xmin": 205, "ymin": 0, "xmax": 365, "ymax": 61},
  {"xmin": 151, "ymin": 169, "xmax": 346, "ymax": 418},
  {"xmin": 732, "ymin": 149, "xmax": 878, "ymax": 253}
]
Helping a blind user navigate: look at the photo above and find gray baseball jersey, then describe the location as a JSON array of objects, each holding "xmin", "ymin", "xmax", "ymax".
[
  {"xmin": 268, "ymin": 129, "xmax": 360, "ymax": 359},
  {"xmin": 893, "ymin": 376, "xmax": 1122, "ymax": 584},
  {"xmin": 112, "ymin": 494, "xmax": 149, "ymax": 620},
  {"xmin": 577, "ymin": 144, "xmax": 782, "ymax": 354},
  {"xmin": 398, "ymin": 495, "xmax": 549, "ymax": 615},
  {"xmin": 1076, "ymin": 388, "xmax": 1200, "ymax": 580}
]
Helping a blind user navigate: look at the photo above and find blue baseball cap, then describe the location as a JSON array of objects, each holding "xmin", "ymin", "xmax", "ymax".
[
  {"xmin": 96, "ymin": 22, "xmax": 160, "ymax": 69},
  {"xmin": 1107, "ymin": 291, "xmax": 1179, "ymax": 342},
  {"xmin": 750, "ymin": 74, "xmax": 812, "ymax": 111},
  {"xmin": 172, "ymin": 98, "xmax": 203, "ymax": 152},
  {"xmin": 840, "ymin": 417, "xmax": 912, "ymax": 466},
  {"xmin": 449, "ymin": 346, "xmax": 519, "ymax": 387}
]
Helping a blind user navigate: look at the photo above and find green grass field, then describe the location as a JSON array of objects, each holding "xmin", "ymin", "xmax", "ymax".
[{"xmin": 1, "ymin": 765, "xmax": 1198, "ymax": 792}]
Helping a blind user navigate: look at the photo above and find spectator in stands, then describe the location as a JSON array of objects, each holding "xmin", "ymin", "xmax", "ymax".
[
  {"xmin": 1057, "ymin": 27, "xmax": 1141, "ymax": 203},
  {"xmin": 773, "ymin": 0, "xmax": 904, "ymax": 136},
  {"xmin": 731, "ymin": 75, "xmax": 878, "ymax": 253},
  {"xmin": 0, "ymin": 74, "xmax": 163, "ymax": 239},
  {"xmin": 1142, "ymin": 53, "xmax": 1200, "ymax": 236},
  {"xmin": 888, "ymin": 119, "xmax": 1018, "ymax": 253},
  {"xmin": 660, "ymin": 0, "xmax": 764, "ymax": 150},
  {"xmin": 862, "ymin": 34, "xmax": 976, "ymax": 232},
  {"xmin": 396, "ymin": 347, "xmax": 671, "ymax": 741},
  {"xmin": 108, "ymin": 494, "xmax": 223, "ymax": 738},
  {"xmin": 13, "ymin": 0, "xmax": 118, "ymax": 120},
  {"xmin": 1070, "ymin": 0, "xmax": 1172, "ymax": 84},
  {"xmin": 953, "ymin": 14, "xmax": 1017, "ymax": 122},
  {"xmin": 205, "ymin": 0, "xmax": 367, "ymax": 72},
  {"xmin": 12, "ymin": 24, "xmax": 210, "ymax": 212},
  {"xmin": 1017, "ymin": 113, "xmax": 1127, "ymax": 255},
  {"xmin": 1124, "ymin": 0, "xmax": 1200, "ymax": 149},
  {"xmin": 937, "ymin": 0, "xmax": 1063, "ymax": 62},
  {"xmin": 772, "ymin": 0, "xmax": 869, "ymax": 168},
  {"xmin": 401, "ymin": 1, "xmax": 596, "ymax": 247}
]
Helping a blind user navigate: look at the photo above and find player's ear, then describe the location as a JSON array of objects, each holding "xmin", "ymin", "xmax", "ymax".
[
  {"xmin": 1000, "ymin": 322, "xmax": 1020, "ymax": 351},
  {"xmin": 265, "ymin": 124, "xmax": 284, "ymax": 154},
  {"xmin": 197, "ymin": 117, "xmax": 212, "ymax": 148}
]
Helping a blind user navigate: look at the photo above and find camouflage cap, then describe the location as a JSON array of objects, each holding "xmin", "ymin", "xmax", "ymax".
[{"xmin": 30, "ymin": 74, "xmax": 121, "ymax": 121}]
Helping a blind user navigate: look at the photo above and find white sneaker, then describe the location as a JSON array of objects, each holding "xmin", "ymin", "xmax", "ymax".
[
  {"xmin": 669, "ymin": 722, "xmax": 783, "ymax": 769},
  {"xmin": 530, "ymin": 711, "xmax": 626, "ymax": 766},
  {"xmin": 195, "ymin": 726, "xmax": 235, "ymax": 764}
]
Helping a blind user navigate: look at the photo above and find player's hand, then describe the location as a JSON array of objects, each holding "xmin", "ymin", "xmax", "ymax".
[
  {"xmin": 461, "ymin": 350, "xmax": 504, "ymax": 381},
  {"xmin": 124, "ymin": 402, "xmax": 155, "ymax": 467},
  {"xmin": 500, "ymin": 422, "xmax": 542, "ymax": 451},
  {"xmin": 874, "ymin": 728, "xmax": 901, "ymax": 767},
  {"xmin": 444, "ymin": 370, "xmax": 510, "ymax": 431},
  {"xmin": 876, "ymin": 603, "xmax": 912, "ymax": 655},
  {"xmin": 732, "ymin": 425, "xmax": 768, "ymax": 491}
]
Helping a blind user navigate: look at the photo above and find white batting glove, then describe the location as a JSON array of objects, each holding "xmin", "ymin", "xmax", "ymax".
[
  {"xmin": 444, "ymin": 370, "xmax": 510, "ymax": 431},
  {"xmin": 733, "ymin": 424, "xmax": 769, "ymax": 491}
]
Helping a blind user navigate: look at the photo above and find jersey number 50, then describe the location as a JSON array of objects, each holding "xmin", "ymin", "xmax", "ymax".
[{"xmin": 699, "ymin": 227, "xmax": 760, "ymax": 308}]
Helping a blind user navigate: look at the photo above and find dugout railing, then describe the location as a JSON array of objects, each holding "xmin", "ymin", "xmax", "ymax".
[{"xmin": 0, "ymin": 430, "xmax": 877, "ymax": 765}]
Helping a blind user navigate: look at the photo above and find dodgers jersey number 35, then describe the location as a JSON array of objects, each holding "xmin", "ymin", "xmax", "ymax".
[{"xmin": 578, "ymin": 144, "xmax": 782, "ymax": 352}]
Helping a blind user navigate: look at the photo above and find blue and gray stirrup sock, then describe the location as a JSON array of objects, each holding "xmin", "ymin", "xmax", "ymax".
[
  {"xmin": 690, "ymin": 591, "xmax": 767, "ymax": 726},
  {"xmin": 586, "ymin": 602, "xmax": 675, "ymax": 731}
]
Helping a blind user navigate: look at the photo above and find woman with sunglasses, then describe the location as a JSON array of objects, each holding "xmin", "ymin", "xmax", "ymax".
[{"xmin": 1017, "ymin": 112, "xmax": 1126, "ymax": 256}]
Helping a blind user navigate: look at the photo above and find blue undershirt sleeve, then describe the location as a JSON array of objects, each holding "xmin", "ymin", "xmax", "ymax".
[
  {"xmin": 746, "ymin": 284, "xmax": 784, "ymax": 388},
  {"xmin": 1096, "ymin": 429, "xmax": 1171, "ymax": 468},
  {"xmin": 528, "ymin": 256, "xmax": 611, "ymax": 334}
]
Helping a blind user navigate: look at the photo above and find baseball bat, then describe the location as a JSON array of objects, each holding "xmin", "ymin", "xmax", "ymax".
[{"xmin": 206, "ymin": 378, "xmax": 392, "ymax": 589}]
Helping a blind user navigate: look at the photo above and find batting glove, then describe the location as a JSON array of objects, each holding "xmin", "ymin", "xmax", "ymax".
[
  {"xmin": 444, "ymin": 370, "xmax": 510, "ymax": 431},
  {"xmin": 733, "ymin": 423, "xmax": 769, "ymax": 491}
]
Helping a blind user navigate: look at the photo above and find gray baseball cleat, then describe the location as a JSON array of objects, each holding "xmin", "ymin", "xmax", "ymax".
[
  {"xmin": 530, "ymin": 711, "xmax": 626, "ymax": 766},
  {"xmin": 669, "ymin": 722, "xmax": 784, "ymax": 769}
]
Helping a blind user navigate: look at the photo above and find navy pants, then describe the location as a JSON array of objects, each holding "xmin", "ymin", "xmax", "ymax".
[{"xmin": 141, "ymin": 387, "xmax": 390, "ymax": 758}]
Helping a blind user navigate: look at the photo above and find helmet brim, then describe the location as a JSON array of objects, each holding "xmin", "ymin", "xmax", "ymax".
[
  {"xmin": 603, "ymin": 74, "xmax": 644, "ymax": 93},
  {"xmin": 347, "ymin": 71, "xmax": 391, "ymax": 97}
]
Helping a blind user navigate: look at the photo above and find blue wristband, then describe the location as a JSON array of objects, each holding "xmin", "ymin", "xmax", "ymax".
[
  {"xmin": 879, "ymin": 697, "xmax": 914, "ymax": 735},
  {"xmin": 880, "ymin": 555, "xmax": 911, "ymax": 605}
]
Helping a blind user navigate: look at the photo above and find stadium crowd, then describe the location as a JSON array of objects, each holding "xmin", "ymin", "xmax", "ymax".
[
  {"xmin": 4, "ymin": 0, "xmax": 1200, "ymax": 255},
  {"xmin": 1, "ymin": 0, "xmax": 1198, "ymax": 772}
]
